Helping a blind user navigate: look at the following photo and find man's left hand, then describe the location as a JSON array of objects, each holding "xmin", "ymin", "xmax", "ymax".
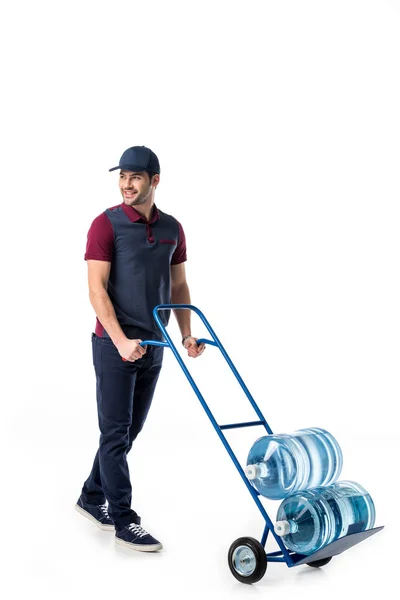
[{"xmin": 183, "ymin": 336, "xmax": 206, "ymax": 358}]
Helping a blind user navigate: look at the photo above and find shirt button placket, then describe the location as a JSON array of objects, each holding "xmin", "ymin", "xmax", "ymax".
[{"xmin": 146, "ymin": 222, "xmax": 154, "ymax": 244}]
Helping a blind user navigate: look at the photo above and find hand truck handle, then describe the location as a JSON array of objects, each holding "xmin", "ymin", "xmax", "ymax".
[
  {"xmin": 121, "ymin": 310, "xmax": 218, "ymax": 360},
  {"xmin": 145, "ymin": 304, "xmax": 272, "ymax": 433}
]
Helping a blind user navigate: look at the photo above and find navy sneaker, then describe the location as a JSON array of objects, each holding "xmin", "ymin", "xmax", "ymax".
[
  {"xmin": 75, "ymin": 496, "xmax": 115, "ymax": 531},
  {"xmin": 115, "ymin": 521, "xmax": 163, "ymax": 552}
]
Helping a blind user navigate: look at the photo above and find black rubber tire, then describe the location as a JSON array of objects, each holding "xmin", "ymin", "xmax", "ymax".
[
  {"xmin": 228, "ymin": 537, "xmax": 267, "ymax": 584},
  {"xmin": 307, "ymin": 556, "xmax": 333, "ymax": 568}
]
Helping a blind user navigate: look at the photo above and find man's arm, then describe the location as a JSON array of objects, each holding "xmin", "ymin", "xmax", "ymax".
[
  {"xmin": 170, "ymin": 263, "xmax": 205, "ymax": 358},
  {"xmin": 88, "ymin": 260, "xmax": 125, "ymax": 345},
  {"xmin": 87, "ymin": 260, "xmax": 145, "ymax": 362},
  {"xmin": 170, "ymin": 262, "xmax": 192, "ymax": 338}
]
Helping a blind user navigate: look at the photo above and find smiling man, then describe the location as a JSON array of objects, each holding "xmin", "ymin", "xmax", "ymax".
[{"xmin": 75, "ymin": 145, "xmax": 205, "ymax": 552}]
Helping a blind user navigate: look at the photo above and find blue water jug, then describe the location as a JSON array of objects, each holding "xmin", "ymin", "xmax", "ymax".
[
  {"xmin": 245, "ymin": 427, "xmax": 343, "ymax": 499},
  {"xmin": 274, "ymin": 480, "xmax": 376, "ymax": 555}
]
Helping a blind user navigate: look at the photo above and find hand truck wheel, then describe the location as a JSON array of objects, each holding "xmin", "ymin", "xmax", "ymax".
[
  {"xmin": 228, "ymin": 537, "xmax": 267, "ymax": 584},
  {"xmin": 306, "ymin": 556, "xmax": 333, "ymax": 568}
]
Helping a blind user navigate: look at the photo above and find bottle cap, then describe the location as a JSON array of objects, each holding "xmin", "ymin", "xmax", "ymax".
[
  {"xmin": 245, "ymin": 465, "xmax": 258, "ymax": 480},
  {"xmin": 274, "ymin": 520, "xmax": 291, "ymax": 536}
]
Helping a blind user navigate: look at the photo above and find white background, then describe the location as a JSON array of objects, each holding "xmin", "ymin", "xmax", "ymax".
[{"xmin": 1, "ymin": 1, "xmax": 399, "ymax": 598}]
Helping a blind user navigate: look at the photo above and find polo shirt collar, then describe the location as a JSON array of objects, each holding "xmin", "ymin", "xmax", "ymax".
[{"xmin": 121, "ymin": 202, "xmax": 159, "ymax": 224}]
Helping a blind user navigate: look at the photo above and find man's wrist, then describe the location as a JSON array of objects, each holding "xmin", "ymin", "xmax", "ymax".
[
  {"xmin": 114, "ymin": 334, "xmax": 128, "ymax": 348},
  {"xmin": 182, "ymin": 335, "xmax": 192, "ymax": 346}
]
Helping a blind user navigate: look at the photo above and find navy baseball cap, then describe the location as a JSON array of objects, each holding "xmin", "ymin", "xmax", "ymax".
[{"xmin": 109, "ymin": 145, "xmax": 160, "ymax": 173}]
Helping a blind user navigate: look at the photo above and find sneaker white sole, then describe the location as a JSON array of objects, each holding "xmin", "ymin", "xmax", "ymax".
[
  {"xmin": 75, "ymin": 503, "xmax": 115, "ymax": 531},
  {"xmin": 115, "ymin": 536, "xmax": 163, "ymax": 552}
]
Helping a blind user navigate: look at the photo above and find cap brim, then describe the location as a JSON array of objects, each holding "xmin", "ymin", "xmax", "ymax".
[{"xmin": 109, "ymin": 164, "xmax": 150, "ymax": 173}]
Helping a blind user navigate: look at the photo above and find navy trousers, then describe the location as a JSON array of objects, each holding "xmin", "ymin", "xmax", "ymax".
[{"xmin": 81, "ymin": 333, "xmax": 164, "ymax": 530}]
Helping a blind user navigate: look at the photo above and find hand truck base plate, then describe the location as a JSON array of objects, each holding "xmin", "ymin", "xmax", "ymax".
[{"xmin": 290, "ymin": 526, "xmax": 384, "ymax": 566}]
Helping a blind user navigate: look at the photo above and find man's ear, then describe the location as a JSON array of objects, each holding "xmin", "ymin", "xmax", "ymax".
[{"xmin": 152, "ymin": 174, "xmax": 160, "ymax": 188}]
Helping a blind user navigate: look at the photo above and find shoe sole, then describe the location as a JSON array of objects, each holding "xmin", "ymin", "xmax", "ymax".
[
  {"xmin": 75, "ymin": 503, "xmax": 115, "ymax": 531},
  {"xmin": 115, "ymin": 537, "xmax": 163, "ymax": 552}
]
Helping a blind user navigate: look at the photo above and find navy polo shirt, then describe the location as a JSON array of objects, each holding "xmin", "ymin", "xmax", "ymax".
[{"xmin": 84, "ymin": 202, "xmax": 187, "ymax": 341}]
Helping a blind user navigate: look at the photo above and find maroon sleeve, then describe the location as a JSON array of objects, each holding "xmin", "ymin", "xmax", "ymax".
[
  {"xmin": 84, "ymin": 213, "xmax": 114, "ymax": 261},
  {"xmin": 171, "ymin": 220, "xmax": 187, "ymax": 265}
]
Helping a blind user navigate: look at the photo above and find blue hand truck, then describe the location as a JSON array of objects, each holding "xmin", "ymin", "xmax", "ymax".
[{"xmin": 139, "ymin": 304, "xmax": 383, "ymax": 584}]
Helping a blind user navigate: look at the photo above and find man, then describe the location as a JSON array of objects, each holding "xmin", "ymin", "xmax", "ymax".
[{"xmin": 75, "ymin": 145, "xmax": 205, "ymax": 552}]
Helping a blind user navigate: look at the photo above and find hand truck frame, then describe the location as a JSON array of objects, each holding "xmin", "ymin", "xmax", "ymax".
[{"xmin": 139, "ymin": 304, "xmax": 383, "ymax": 584}]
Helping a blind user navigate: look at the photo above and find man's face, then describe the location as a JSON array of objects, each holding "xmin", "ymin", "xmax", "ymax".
[{"xmin": 119, "ymin": 170, "xmax": 153, "ymax": 206}]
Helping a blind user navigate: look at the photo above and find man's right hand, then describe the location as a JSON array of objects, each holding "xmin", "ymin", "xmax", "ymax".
[{"xmin": 115, "ymin": 338, "xmax": 147, "ymax": 362}]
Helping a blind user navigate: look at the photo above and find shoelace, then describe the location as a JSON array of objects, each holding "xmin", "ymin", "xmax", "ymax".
[
  {"xmin": 99, "ymin": 504, "xmax": 111, "ymax": 520},
  {"xmin": 128, "ymin": 523, "xmax": 149, "ymax": 538}
]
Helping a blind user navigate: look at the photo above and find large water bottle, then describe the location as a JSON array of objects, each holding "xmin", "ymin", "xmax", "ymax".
[
  {"xmin": 274, "ymin": 480, "xmax": 376, "ymax": 555},
  {"xmin": 245, "ymin": 427, "xmax": 343, "ymax": 499}
]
